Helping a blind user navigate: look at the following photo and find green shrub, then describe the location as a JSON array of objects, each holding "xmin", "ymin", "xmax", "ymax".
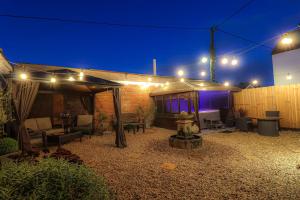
[
  {"xmin": 0, "ymin": 137, "xmax": 18, "ymax": 156},
  {"xmin": 0, "ymin": 158, "xmax": 110, "ymax": 200}
]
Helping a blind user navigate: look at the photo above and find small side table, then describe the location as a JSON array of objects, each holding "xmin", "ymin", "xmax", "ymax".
[{"xmin": 257, "ymin": 117, "xmax": 280, "ymax": 137}]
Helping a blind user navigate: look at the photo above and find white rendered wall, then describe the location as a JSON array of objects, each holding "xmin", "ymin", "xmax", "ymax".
[{"xmin": 272, "ymin": 48, "xmax": 300, "ymax": 85}]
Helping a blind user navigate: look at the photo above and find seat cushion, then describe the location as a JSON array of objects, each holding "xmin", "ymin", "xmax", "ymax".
[
  {"xmin": 44, "ymin": 128, "xmax": 64, "ymax": 135},
  {"xmin": 77, "ymin": 115, "xmax": 93, "ymax": 126},
  {"xmin": 36, "ymin": 117, "xmax": 53, "ymax": 130},
  {"xmin": 24, "ymin": 118, "xmax": 39, "ymax": 132}
]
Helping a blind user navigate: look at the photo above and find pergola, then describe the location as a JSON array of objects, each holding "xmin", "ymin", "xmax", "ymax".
[
  {"xmin": 150, "ymin": 80, "xmax": 240, "ymax": 130},
  {"xmin": 6, "ymin": 65, "xmax": 127, "ymax": 153}
]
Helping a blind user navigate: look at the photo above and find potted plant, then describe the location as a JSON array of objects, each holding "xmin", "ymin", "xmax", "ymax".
[
  {"xmin": 136, "ymin": 104, "xmax": 155, "ymax": 128},
  {"xmin": 98, "ymin": 111, "xmax": 108, "ymax": 133},
  {"xmin": 236, "ymin": 108, "xmax": 253, "ymax": 132}
]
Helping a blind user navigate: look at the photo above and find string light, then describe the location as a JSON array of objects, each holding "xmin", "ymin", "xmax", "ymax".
[
  {"xmin": 224, "ymin": 81, "xmax": 230, "ymax": 87},
  {"xmin": 68, "ymin": 76, "xmax": 75, "ymax": 81},
  {"xmin": 148, "ymin": 77, "xmax": 152, "ymax": 82},
  {"xmin": 221, "ymin": 57, "xmax": 229, "ymax": 65},
  {"xmin": 231, "ymin": 59, "xmax": 238, "ymax": 66},
  {"xmin": 19, "ymin": 72, "xmax": 28, "ymax": 80},
  {"xmin": 165, "ymin": 81, "xmax": 170, "ymax": 86},
  {"xmin": 79, "ymin": 71, "xmax": 84, "ymax": 77},
  {"xmin": 200, "ymin": 71, "xmax": 206, "ymax": 77},
  {"xmin": 252, "ymin": 79, "xmax": 258, "ymax": 85},
  {"xmin": 180, "ymin": 78, "xmax": 185, "ymax": 82},
  {"xmin": 198, "ymin": 83, "xmax": 204, "ymax": 87},
  {"xmin": 286, "ymin": 73, "xmax": 292, "ymax": 80},
  {"xmin": 50, "ymin": 77, "xmax": 56, "ymax": 83},
  {"xmin": 177, "ymin": 70, "xmax": 184, "ymax": 77},
  {"xmin": 201, "ymin": 57, "xmax": 208, "ymax": 63}
]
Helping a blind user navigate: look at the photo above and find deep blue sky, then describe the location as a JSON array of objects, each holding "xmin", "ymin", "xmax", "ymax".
[{"xmin": 0, "ymin": 0, "xmax": 299, "ymax": 85}]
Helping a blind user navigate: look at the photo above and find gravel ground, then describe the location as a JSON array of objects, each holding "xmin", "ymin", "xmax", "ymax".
[{"xmin": 63, "ymin": 128, "xmax": 300, "ymax": 200}]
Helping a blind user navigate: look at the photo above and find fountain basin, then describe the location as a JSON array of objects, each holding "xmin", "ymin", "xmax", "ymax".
[{"xmin": 169, "ymin": 135, "xmax": 202, "ymax": 149}]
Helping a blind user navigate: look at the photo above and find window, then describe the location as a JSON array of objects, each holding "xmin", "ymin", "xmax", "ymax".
[
  {"xmin": 155, "ymin": 96, "xmax": 163, "ymax": 113},
  {"xmin": 171, "ymin": 95, "xmax": 179, "ymax": 113}
]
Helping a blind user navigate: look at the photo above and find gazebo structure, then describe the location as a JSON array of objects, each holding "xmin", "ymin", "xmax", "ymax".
[
  {"xmin": 150, "ymin": 79, "xmax": 240, "ymax": 131},
  {"xmin": 4, "ymin": 64, "xmax": 127, "ymax": 153}
]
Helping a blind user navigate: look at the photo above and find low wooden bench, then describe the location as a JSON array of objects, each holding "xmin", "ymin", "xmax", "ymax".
[{"xmin": 114, "ymin": 113, "xmax": 145, "ymax": 134}]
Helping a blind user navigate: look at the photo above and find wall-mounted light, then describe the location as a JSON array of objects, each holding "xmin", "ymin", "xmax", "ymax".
[{"xmin": 281, "ymin": 37, "xmax": 293, "ymax": 45}]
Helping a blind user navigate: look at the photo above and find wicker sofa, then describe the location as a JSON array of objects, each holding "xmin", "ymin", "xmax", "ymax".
[{"xmin": 25, "ymin": 117, "xmax": 64, "ymax": 138}]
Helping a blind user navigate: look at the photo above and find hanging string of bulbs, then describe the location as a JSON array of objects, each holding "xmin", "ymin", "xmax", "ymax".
[{"xmin": 18, "ymin": 68, "xmax": 85, "ymax": 83}]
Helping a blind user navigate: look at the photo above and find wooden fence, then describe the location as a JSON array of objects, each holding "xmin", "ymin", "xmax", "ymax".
[{"xmin": 233, "ymin": 84, "xmax": 300, "ymax": 129}]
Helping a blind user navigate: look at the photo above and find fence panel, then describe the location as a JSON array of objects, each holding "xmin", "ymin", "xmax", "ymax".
[{"xmin": 233, "ymin": 84, "xmax": 300, "ymax": 129}]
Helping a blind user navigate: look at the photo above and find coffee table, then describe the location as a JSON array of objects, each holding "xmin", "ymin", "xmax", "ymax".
[{"xmin": 45, "ymin": 131, "xmax": 83, "ymax": 148}]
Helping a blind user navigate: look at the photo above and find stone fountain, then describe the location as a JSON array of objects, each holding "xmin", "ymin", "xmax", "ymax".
[{"xmin": 169, "ymin": 112, "xmax": 202, "ymax": 149}]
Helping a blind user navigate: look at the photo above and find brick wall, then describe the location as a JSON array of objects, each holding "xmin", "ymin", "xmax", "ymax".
[{"xmin": 94, "ymin": 85, "xmax": 155, "ymax": 130}]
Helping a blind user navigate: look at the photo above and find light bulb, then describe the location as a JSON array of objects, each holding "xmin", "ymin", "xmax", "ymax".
[
  {"xmin": 50, "ymin": 77, "xmax": 56, "ymax": 83},
  {"xmin": 68, "ymin": 76, "xmax": 75, "ymax": 81},
  {"xmin": 252, "ymin": 79, "xmax": 258, "ymax": 85},
  {"xmin": 281, "ymin": 37, "xmax": 293, "ymax": 45},
  {"xmin": 20, "ymin": 73, "xmax": 28, "ymax": 80},
  {"xmin": 224, "ymin": 81, "xmax": 230, "ymax": 87},
  {"xmin": 231, "ymin": 59, "xmax": 238, "ymax": 66},
  {"xmin": 177, "ymin": 70, "xmax": 184, "ymax": 77},
  {"xmin": 201, "ymin": 57, "xmax": 208, "ymax": 63},
  {"xmin": 200, "ymin": 71, "xmax": 206, "ymax": 77},
  {"xmin": 221, "ymin": 57, "xmax": 229, "ymax": 65}
]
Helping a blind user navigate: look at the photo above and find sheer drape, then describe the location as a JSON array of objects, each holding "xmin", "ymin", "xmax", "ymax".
[
  {"xmin": 112, "ymin": 88, "xmax": 127, "ymax": 147},
  {"xmin": 192, "ymin": 91, "xmax": 201, "ymax": 133},
  {"xmin": 13, "ymin": 81, "xmax": 40, "ymax": 152},
  {"xmin": 80, "ymin": 94, "xmax": 94, "ymax": 114}
]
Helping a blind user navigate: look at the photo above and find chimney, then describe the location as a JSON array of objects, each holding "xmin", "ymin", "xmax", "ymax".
[{"xmin": 153, "ymin": 58, "xmax": 157, "ymax": 76}]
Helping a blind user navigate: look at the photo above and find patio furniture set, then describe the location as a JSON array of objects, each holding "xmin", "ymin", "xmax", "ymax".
[
  {"xmin": 25, "ymin": 114, "xmax": 93, "ymax": 148},
  {"xmin": 235, "ymin": 111, "xmax": 280, "ymax": 136}
]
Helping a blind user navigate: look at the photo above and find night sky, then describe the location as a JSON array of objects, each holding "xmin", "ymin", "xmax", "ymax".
[{"xmin": 0, "ymin": 0, "xmax": 299, "ymax": 86}]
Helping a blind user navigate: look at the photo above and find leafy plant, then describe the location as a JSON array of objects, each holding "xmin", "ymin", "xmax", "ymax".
[
  {"xmin": 0, "ymin": 84, "xmax": 14, "ymax": 137},
  {"xmin": 0, "ymin": 137, "xmax": 18, "ymax": 156},
  {"xmin": 238, "ymin": 108, "xmax": 247, "ymax": 117},
  {"xmin": 136, "ymin": 104, "xmax": 155, "ymax": 127},
  {"xmin": 97, "ymin": 111, "xmax": 108, "ymax": 132},
  {"xmin": 178, "ymin": 111, "xmax": 194, "ymax": 120},
  {"xmin": 0, "ymin": 158, "xmax": 110, "ymax": 200}
]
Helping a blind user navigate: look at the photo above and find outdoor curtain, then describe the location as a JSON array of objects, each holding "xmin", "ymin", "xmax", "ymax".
[
  {"xmin": 192, "ymin": 91, "xmax": 201, "ymax": 133},
  {"xmin": 80, "ymin": 94, "xmax": 94, "ymax": 115},
  {"xmin": 13, "ymin": 81, "xmax": 40, "ymax": 152},
  {"xmin": 112, "ymin": 88, "xmax": 127, "ymax": 148}
]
